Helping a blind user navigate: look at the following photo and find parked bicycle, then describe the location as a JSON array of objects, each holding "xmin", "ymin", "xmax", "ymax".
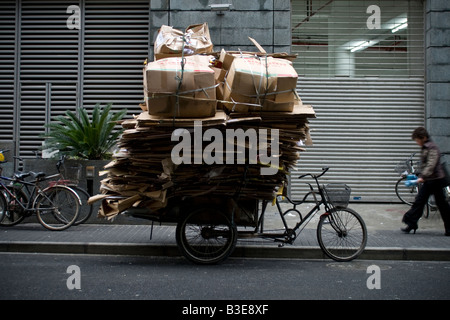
[
  {"xmin": 395, "ymin": 153, "xmax": 449, "ymax": 218},
  {"xmin": 0, "ymin": 149, "xmax": 81, "ymax": 231}
]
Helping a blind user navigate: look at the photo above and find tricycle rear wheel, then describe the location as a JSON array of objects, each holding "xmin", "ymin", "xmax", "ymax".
[{"xmin": 176, "ymin": 206, "xmax": 237, "ymax": 264}]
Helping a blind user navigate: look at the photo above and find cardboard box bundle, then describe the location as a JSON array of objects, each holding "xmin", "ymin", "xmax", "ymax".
[
  {"xmin": 154, "ymin": 23, "xmax": 213, "ymax": 60},
  {"xmin": 90, "ymin": 23, "xmax": 316, "ymax": 220},
  {"xmin": 143, "ymin": 55, "xmax": 217, "ymax": 118},
  {"xmin": 218, "ymin": 51, "xmax": 299, "ymax": 113}
]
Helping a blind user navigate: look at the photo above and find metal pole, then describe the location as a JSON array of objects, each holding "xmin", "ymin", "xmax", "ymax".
[{"xmin": 13, "ymin": 0, "xmax": 22, "ymax": 171}]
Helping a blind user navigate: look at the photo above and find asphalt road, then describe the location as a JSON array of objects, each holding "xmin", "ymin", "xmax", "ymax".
[{"xmin": 1, "ymin": 252, "xmax": 450, "ymax": 303}]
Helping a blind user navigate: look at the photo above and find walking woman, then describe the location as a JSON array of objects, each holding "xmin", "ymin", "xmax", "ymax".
[{"xmin": 401, "ymin": 127, "xmax": 450, "ymax": 235}]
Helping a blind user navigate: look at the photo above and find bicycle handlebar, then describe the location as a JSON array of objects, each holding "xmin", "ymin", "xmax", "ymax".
[{"xmin": 298, "ymin": 167, "xmax": 330, "ymax": 180}]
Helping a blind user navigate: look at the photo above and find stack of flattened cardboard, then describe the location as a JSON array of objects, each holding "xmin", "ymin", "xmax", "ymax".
[{"xmin": 90, "ymin": 24, "xmax": 315, "ymax": 220}]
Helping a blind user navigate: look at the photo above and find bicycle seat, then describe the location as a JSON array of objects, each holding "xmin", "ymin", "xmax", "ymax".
[{"xmin": 14, "ymin": 172, "xmax": 31, "ymax": 180}]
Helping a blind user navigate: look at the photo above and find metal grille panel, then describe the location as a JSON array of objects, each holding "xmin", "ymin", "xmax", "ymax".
[
  {"xmin": 292, "ymin": 77, "xmax": 424, "ymax": 202},
  {"xmin": 290, "ymin": 0, "xmax": 425, "ymax": 202}
]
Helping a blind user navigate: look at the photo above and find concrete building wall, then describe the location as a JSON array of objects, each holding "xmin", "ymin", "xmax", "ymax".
[
  {"xmin": 149, "ymin": 0, "xmax": 291, "ymax": 58},
  {"xmin": 426, "ymin": 0, "xmax": 450, "ymax": 163}
]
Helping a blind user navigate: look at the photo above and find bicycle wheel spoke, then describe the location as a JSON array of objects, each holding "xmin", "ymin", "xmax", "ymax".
[
  {"xmin": 176, "ymin": 207, "xmax": 237, "ymax": 264},
  {"xmin": 317, "ymin": 208, "xmax": 367, "ymax": 262}
]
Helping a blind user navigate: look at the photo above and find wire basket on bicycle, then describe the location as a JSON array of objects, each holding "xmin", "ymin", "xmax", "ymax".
[
  {"xmin": 395, "ymin": 154, "xmax": 420, "ymax": 177},
  {"xmin": 395, "ymin": 160, "xmax": 415, "ymax": 177},
  {"xmin": 60, "ymin": 163, "xmax": 82, "ymax": 185},
  {"xmin": 323, "ymin": 183, "xmax": 351, "ymax": 209}
]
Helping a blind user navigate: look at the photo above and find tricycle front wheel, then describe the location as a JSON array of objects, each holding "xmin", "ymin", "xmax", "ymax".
[
  {"xmin": 176, "ymin": 206, "xmax": 237, "ymax": 264},
  {"xmin": 317, "ymin": 207, "xmax": 367, "ymax": 262}
]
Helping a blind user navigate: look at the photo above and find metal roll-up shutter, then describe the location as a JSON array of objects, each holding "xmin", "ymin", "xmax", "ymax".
[
  {"xmin": 292, "ymin": 78, "xmax": 424, "ymax": 202},
  {"xmin": 0, "ymin": 0, "xmax": 16, "ymax": 142},
  {"xmin": 82, "ymin": 0, "xmax": 150, "ymax": 113},
  {"xmin": 9, "ymin": 0, "xmax": 150, "ymax": 158},
  {"xmin": 290, "ymin": 0, "xmax": 425, "ymax": 202},
  {"xmin": 19, "ymin": 0, "xmax": 80, "ymax": 157}
]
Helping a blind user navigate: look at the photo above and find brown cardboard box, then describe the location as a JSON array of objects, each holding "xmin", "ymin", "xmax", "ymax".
[
  {"xmin": 213, "ymin": 37, "xmax": 298, "ymax": 112},
  {"xmin": 154, "ymin": 23, "xmax": 213, "ymax": 60},
  {"xmin": 222, "ymin": 56, "xmax": 298, "ymax": 112},
  {"xmin": 216, "ymin": 36, "xmax": 297, "ymax": 71},
  {"xmin": 143, "ymin": 55, "xmax": 217, "ymax": 117}
]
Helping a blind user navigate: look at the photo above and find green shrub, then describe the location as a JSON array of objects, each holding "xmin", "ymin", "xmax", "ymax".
[{"xmin": 43, "ymin": 103, "xmax": 126, "ymax": 160}]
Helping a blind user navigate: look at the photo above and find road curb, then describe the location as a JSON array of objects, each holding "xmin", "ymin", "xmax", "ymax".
[
  {"xmin": 1, "ymin": 241, "xmax": 449, "ymax": 261},
  {"xmin": 0, "ymin": 242, "xmax": 180, "ymax": 257},
  {"xmin": 358, "ymin": 246, "xmax": 450, "ymax": 261}
]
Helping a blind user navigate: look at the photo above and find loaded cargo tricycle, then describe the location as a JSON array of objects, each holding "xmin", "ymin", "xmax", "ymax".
[
  {"xmin": 102, "ymin": 167, "xmax": 367, "ymax": 265},
  {"xmin": 89, "ymin": 27, "xmax": 367, "ymax": 264}
]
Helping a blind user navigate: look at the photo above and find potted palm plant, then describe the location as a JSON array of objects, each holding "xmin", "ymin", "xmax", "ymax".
[
  {"xmin": 43, "ymin": 103, "xmax": 126, "ymax": 160},
  {"xmin": 36, "ymin": 103, "xmax": 127, "ymax": 195}
]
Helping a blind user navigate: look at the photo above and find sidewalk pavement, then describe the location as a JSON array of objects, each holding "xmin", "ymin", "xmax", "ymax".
[{"xmin": 1, "ymin": 203, "xmax": 449, "ymax": 261}]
